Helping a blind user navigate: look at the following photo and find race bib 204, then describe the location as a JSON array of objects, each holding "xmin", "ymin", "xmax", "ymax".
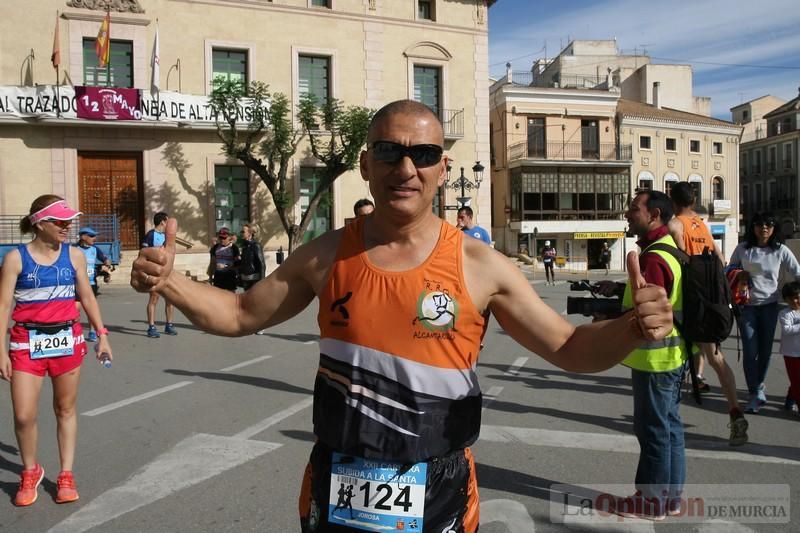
[{"xmin": 29, "ymin": 328, "xmax": 74, "ymax": 359}]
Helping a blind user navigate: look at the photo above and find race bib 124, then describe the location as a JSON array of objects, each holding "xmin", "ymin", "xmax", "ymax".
[{"xmin": 328, "ymin": 453, "xmax": 427, "ymax": 532}]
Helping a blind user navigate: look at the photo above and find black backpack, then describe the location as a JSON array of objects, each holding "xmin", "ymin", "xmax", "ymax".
[
  {"xmin": 648, "ymin": 244, "xmax": 734, "ymax": 344},
  {"xmin": 648, "ymin": 244, "xmax": 734, "ymax": 404}
]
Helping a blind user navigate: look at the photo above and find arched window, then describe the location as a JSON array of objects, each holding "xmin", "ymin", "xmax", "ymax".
[
  {"xmin": 712, "ymin": 176, "xmax": 724, "ymax": 200},
  {"xmin": 637, "ymin": 171, "xmax": 654, "ymax": 191},
  {"xmin": 688, "ymin": 174, "xmax": 703, "ymax": 203},
  {"xmin": 664, "ymin": 172, "xmax": 679, "ymax": 197}
]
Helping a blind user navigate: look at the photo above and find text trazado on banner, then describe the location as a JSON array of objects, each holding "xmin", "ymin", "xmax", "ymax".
[{"xmin": 0, "ymin": 85, "xmax": 268, "ymax": 125}]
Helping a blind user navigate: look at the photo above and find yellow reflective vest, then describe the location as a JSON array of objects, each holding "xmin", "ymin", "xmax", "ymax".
[{"xmin": 621, "ymin": 234, "xmax": 689, "ymax": 372}]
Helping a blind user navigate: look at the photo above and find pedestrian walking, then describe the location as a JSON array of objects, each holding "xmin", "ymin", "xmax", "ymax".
[
  {"xmin": 0, "ymin": 194, "xmax": 113, "ymax": 506},
  {"xmin": 598, "ymin": 190, "xmax": 688, "ymax": 520},
  {"xmin": 209, "ymin": 228, "xmax": 239, "ymax": 292},
  {"xmin": 730, "ymin": 212, "xmax": 800, "ymax": 413},
  {"xmin": 778, "ymin": 281, "xmax": 800, "ymax": 416},
  {"xmin": 542, "ymin": 240, "xmax": 557, "ymax": 285},
  {"xmin": 600, "ymin": 241, "xmax": 611, "ymax": 275},
  {"xmin": 238, "ymin": 223, "xmax": 266, "ymax": 291},
  {"xmin": 130, "ymin": 100, "xmax": 672, "ymax": 532},
  {"xmin": 73, "ymin": 227, "xmax": 112, "ymax": 342},
  {"xmin": 142, "ymin": 212, "xmax": 177, "ymax": 338},
  {"xmin": 668, "ymin": 181, "xmax": 748, "ymax": 445}
]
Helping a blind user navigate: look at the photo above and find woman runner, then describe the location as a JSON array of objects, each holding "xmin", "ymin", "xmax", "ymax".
[{"xmin": 0, "ymin": 194, "xmax": 113, "ymax": 506}]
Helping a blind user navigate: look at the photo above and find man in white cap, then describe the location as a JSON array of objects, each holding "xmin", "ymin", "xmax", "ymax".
[{"xmin": 541, "ymin": 240, "xmax": 557, "ymax": 285}]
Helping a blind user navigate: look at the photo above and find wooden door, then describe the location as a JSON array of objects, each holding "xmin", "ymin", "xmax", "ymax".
[{"xmin": 78, "ymin": 153, "xmax": 143, "ymax": 249}]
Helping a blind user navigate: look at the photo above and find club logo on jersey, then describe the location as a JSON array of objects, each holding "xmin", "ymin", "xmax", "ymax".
[
  {"xmin": 413, "ymin": 288, "xmax": 458, "ymax": 335},
  {"xmin": 330, "ymin": 292, "xmax": 353, "ymax": 327}
]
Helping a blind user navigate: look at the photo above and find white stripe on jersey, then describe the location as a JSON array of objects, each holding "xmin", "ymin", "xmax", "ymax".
[{"xmin": 14, "ymin": 285, "xmax": 76, "ymax": 302}]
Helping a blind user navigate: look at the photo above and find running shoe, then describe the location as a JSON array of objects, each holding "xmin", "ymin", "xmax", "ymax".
[
  {"xmin": 744, "ymin": 394, "xmax": 760, "ymax": 414},
  {"xmin": 790, "ymin": 404, "xmax": 800, "ymax": 418},
  {"xmin": 728, "ymin": 416, "xmax": 749, "ymax": 446},
  {"xmin": 147, "ymin": 325, "xmax": 160, "ymax": 338},
  {"xmin": 757, "ymin": 385, "xmax": 767, "ymax": 407},
  {"xmin": 14, "ymin": 464, "xmax": 44, "ymax": 507},
  {"xmin": 55, "ymin": 471, "xmax": 79, "ymax": 503},
  {"xmin": 86, "ymin": 330, "xmax": 97, "ymax": 342},
  {"xmin": 696, "ymin": 376, "xmax": 711, "ymax": 393},
  {"xmin": 164, "ymin": 323, "xmax": 178, "ymax": 336},
  {"xmin": 614, "ymin": 492, "xmax": 666, "ymax": 521},
  {"xmin": 667, "ymin": 498, "xmax": 682, "ymax": 517},
  {"xmin": 784, "ymin": 395, "xmax": 796, "ymax": 411}
]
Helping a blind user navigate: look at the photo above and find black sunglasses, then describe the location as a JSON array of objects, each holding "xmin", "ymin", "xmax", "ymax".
[
  {"xmin": 369, "ymin": 141, "xmax": 443, "ymax": 167},
  {"xmin": 755, "ymin": 221, "xmax": 775, "ymax": 228}
]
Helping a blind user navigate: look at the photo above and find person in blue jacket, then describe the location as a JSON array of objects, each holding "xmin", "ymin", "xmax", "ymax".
[{"xmin": 74, "ymin": 227, "xmax": 111, "ymax": 342}]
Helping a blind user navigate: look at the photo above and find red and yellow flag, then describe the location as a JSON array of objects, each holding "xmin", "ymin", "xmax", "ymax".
[
  {"xmin": 95, "ymin": 11, "xmax": 111, "ymax": 68},
  {"xmin": 51, "ymin": 12, "xmax": 60, "ymax": 69}
]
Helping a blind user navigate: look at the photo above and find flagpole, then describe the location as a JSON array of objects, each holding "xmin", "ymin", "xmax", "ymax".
[
  {"xmin": 154, "ymin": 18, "xmax": 159, "ymax": 121},
  {"xmin": 105, "ymin": 8, "xmax": 111, "ymax": 87},
  {"xmin": 54, "ymin": 10, "xmax": 61, "ymax": 118}
]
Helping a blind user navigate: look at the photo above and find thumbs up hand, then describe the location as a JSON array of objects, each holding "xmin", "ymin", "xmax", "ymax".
[
  {"xmin": 131, "ymin": 218, "xmax": 178, "ymax": 293},
  {"xmin": 626, "ymin": 251, "xmax": 673, "ymax": 341}
]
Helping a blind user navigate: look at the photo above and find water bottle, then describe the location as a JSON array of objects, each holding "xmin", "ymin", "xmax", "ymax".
[{"xmin": 94, "ymin": 344, "xmax": 112, "ymax": 368}]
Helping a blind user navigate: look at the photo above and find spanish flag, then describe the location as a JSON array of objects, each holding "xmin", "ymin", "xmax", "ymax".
[
  {"xmin": 51, "ymin": 12, "xmax": 60, "ymax": 69},
  {"xmin": 95, "ymin": 11, "xmax": 111, "ymax": 68}
]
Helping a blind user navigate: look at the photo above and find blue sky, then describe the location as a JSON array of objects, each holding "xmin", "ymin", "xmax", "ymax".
[{"xmin": 488, "ymin": 0, "xmax": 800, "ymax": 119}]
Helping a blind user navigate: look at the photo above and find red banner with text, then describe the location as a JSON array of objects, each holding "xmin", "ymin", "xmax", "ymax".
[{"xmin": 75, "ymin": 86, "xmax": 142, "ymax": 120}]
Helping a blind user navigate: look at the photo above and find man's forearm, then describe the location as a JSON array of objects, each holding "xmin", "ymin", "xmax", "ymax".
[
  {"xmin": 159, "ymin": 272, "xmax": 244, "ymax": 336},
  {"xmin": 556, "ymin": 312, "xmax": 642, "ymax": 373}
]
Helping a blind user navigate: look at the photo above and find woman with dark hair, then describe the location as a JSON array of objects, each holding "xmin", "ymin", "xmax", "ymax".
[
  {"xmin": 730, "ymin": 212, "xmax": 800, "ymax": 413},
  {"xmin": 0, "ymin": 195, "xmax": 113, "ymax": 506}
]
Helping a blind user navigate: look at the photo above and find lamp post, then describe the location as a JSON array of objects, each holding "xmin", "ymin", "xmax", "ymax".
[{"xmin": 446, "ymin": 161, "xmax": 484, "ymax": 208}]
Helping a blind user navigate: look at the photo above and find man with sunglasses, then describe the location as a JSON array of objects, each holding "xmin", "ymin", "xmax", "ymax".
[{"xmin": 131, "ymin": 99, "xmax": 673, "ymax": 532}]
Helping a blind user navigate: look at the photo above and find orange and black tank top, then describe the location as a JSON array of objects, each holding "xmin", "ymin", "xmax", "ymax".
[
  {"xmin": 677, "ymin": 214, "xmax": 715, "ymax": 256},
  {"xmin": 316, "ymin": 217, "xmax": 487, "ymax": 463}
]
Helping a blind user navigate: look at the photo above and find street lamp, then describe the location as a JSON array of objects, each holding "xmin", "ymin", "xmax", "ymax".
[{"xmin": 446, "ymin": 161, "xmax": 484, "ymax": 208}]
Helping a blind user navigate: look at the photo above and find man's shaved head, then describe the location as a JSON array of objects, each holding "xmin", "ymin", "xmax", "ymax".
[{"xmin": 367, "ymin": 100, "xmax": 443, "ymax": 143}]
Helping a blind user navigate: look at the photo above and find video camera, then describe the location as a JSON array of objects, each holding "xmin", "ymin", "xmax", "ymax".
[{"xmin": 566, "ymin": 280, "xmax": 623, "ymax": 318}]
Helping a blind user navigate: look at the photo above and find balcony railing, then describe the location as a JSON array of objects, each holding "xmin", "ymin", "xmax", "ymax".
[
  {"xmin": 509, "ymin": 141, "xmax": 632, "ymax": 162},
  {"xmin": 440, "ymin": 108, "xmax": 464, "ymax": 139},
  {"xmin": 505, "ymin": 71, "xmax": 606, "ymax": 90}
]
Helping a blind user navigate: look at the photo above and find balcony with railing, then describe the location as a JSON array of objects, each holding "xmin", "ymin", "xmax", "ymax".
[
  {"xmin": 503, "ymin": 71, "xmax": 606, "ymax": 90},
  {"xmin": 440, "ymin": 108, "xmax": 464, "ymax": 139},
  {"xmin": 509, "ymin": 141, "xmax": 632, "ymax": 163}
]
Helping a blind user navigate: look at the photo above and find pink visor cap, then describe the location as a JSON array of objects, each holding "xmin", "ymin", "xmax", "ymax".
[{"xmin": 28, "ymin": 200, "xmax": 83, "ymax": 225}]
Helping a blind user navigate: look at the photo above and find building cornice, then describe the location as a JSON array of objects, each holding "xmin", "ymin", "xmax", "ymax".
[
  {"xmin": 741, "ymin": 130, "xmax": 800, "ymax": 148},
  {"xmin": 494, "ymin": 85, "xmax": 620, "ymax": 114},
  {"xmin": 166, "ymin": 0, "xmax": 488, "ymax": 36},
  {"xmin": 509, "ymin": 159, "xmax": 632, "ymax": 170},
  {"xmin": 620, "ymin": 116, "xmax": 741, "ymax": 137},
  {"xmin": 62, "ymin": 8, "xmax": 151, "ymax": 25}
]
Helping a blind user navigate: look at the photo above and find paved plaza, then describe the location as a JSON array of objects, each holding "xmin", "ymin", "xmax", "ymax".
[{"xmin": 0, "ymin": 275, "xmax": 797, "ymax": 532}]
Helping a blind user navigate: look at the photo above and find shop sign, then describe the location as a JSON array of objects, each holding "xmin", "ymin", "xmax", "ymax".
[{"xmin": 573, "ymin": 232, "xmax": 625, "ymax": 239}]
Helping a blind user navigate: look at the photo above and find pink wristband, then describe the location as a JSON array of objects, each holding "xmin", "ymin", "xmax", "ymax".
[{"xmin": 96, "ymin": 328, "xmax": 109, "ymax": 337}]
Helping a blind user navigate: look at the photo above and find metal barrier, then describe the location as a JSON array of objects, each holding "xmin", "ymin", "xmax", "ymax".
[{"xmin": 0, "ymin": 214, "xmax": 121, "ymax": 265}]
